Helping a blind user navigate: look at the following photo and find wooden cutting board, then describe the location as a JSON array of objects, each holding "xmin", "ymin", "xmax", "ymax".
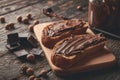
[{"xmin": 34, "ymin": 21, "xmax": 116, "ymax": 76}]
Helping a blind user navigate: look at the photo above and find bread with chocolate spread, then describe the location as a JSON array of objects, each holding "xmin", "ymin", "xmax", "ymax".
[
  {"xmin": 42, "ymin": 19, "xmax": 88, "ymax": 48},
  {"xmin": 51, "ymin": 34, "xmax": 107, "ymax": 69}
]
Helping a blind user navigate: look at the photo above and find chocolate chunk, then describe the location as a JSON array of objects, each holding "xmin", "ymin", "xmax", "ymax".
[
  {"xmin": 7, "ymin": 33, "xmax": 19, "ymax": 47},
  {"xmin": 5, "ymin": 43, "xmax": 21, "ymax": 51},
  {"xmin": 29, "ymin": 48, "xmax": 42, "ymax": 56},
  {"xmin": 27, "ymin": 35, "xmax": 38, "ymax": 48},
  {"xmin": 14, "ymin": 49, "xmax": 29, "ymax": 57}
]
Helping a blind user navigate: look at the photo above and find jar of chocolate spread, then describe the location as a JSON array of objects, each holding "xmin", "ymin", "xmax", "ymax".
[{"xmin": 88, "ymin": 0, "xmax": 120, "ymax": 31}]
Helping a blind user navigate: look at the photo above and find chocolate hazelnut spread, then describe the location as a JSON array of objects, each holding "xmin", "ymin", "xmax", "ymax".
[
  {"xmin": 88, "ymin": 0, "xmax": 120, "ymax": 30},
  {"xmin": 44, "ymin": 19, "xmax": 87, "ymax": 37},
  {"xmin": 55, "ymin": 34, "xmax": 106, "ymax": 56}
]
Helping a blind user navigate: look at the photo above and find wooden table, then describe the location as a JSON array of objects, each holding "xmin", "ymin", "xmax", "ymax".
[{"xmin": 0, "ymin": 0, "xmax": 120, "ymax": 80}]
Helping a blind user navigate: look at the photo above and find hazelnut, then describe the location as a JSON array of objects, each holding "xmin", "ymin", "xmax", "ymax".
[
  {"xmin": 0, "ymin": 16, "xmax": 5, "ymax": 23},
  {"xmin": 5, "ymin": 23, "xmax": 15, "ymax": 30},
  {"xmin": 27, "ymin": 13, "xmax": 32, "ymax": 19},
  {"xmin": 26, "ymin": 54, "xmax": 35, "ymax": 62},
  {"xmin": 39, "ymin": 69, "xmax": 48, "ymax": 77},
  {"xmin": 17, "ymin": 16, "xmax": 22, "ymax": 22},
  {"xmin": 23, "ymin": 18, "xmax": 29, "ymax": 24},
  {"xmin": 19, "ymin": 64, "xmax": 28, "ymax": 74},
  {"xmin": 28, "ymin": 25, "xmax": 34, "ymax": 32},
  {"xmin": 76, "ymin": 5, "xmax": 82, "ymax": 11},
  {"xmin": 33, "ymin": 20, "xmax": 39, "ymax": 25},
  {"xmin": 29, "ymin": 75, "xmax": 36, "ymax": 80},
  {"xmin": 26, "ymin": 67, "xmax": 34, "ymax": 75},
  {"xmin": 34, "ymin": 78, "xmax": 41, "ymax": 80}
]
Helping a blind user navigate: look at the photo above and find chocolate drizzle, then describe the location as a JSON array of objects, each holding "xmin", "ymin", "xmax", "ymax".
[
  {"xmin": 45, "ymin": 19, "xmax": 87, "ymax": 37},
  {"xmin": 55, "ymin": 34, "xmax": 106, "ymax": 56}
]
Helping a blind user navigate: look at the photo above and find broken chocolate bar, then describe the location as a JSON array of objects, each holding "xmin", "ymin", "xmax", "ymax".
[
  {"xmin": 6, "ymin": 33, "xmax": 21, "ymax": 51},
  {"xmin": 7, "ymin": 33, "xmax": 19, "ymax": 46},
  {"xmin": 27, "ymin": 34, "xmax": 38, "ymax": 48},
  {"xmin": 29, "ymin": 48, "xmax": 42, "ymax": 56},
  {"xmin": 14, "ymin": 49, "xmax": 29, "ymax": 57}
]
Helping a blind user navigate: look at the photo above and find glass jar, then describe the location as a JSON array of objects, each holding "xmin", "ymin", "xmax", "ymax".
[{"xmin": 88, "ymin": 0, "xmax": 120, "ymax": 31}]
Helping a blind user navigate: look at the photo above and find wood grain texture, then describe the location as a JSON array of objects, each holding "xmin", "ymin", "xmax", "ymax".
[
  {"xmin": 34, "ymin": 22, "xmax": 116, "ymax": 76},
  {"xmin": 0, "ymin": 0, "xmax": 120, "ymax": 80}
]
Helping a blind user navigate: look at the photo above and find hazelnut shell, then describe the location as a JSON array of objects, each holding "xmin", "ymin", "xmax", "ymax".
[
  {"xmin": 26, "ymin": 54, "xmax": 35, "ymax": 62},
  {"xmin": 17, "ymin": 16, "xmax": 22, "ymax": 22},
  {"xmin": 0, "ymin": 16, "xmax": 5, "ymax": 23},
  {"xmin": 29, "ymin": 75, "xmax": 36, "ymax": 80},
  {"xmin": 26, "ymin": 67, "xmax": 34, "ymax": 75},
  {"xmin": 23, "ymin": 18, "xmax": 29, "ymax": 24},
  {"xmin": 33, "ymin": 20, "xmax": 39, "ymax": 25}
]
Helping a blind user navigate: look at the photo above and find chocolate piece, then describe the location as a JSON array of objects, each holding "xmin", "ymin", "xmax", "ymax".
[
  {"xmin": 6, "ymin": 33, "xmax": 21, "ymax": 51},
  {"xmin": 6, "ymin": 43, "xmax": 21, "ymax": 51},
  {"xmin": 19, "ymin": 33, "xmax": 28, "ymax": 45},
  {"xmin": 55, "ymin": 34, "xmax": 106, "ymax": 56},
  {"xmin": 7, "ymin": 33, "xmax": 19, "ymax": 46},
  {"xmin": 27, "ymin": 35, "xmax": 38, "ymax": 48},
  {"xmin": 19, "ymin": 33, "xmax": 32, "ymax": 48},
  {"xmin": 29, "ymin": 48, "xmax": 42, "ymax": 56},
  {"xmin": 14, "ymin": 49, "xmax": 29, "ymax": 57}
]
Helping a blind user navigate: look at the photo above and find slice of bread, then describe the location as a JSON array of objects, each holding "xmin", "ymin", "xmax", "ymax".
[
  {"xmin": 41, "ymin": 19, "xmax": 88, "ymax": 49},
  {"xmin": 51, "ymin": 34, "xmax": 107, "ymax": 69}
]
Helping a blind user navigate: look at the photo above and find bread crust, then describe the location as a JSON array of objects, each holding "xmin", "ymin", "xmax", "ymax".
[
  {"xmin": 41, "ymin": 19, "xmax": 88, "ymax": 48},
  {"xmin": 51, "ymin": 34, "xmax": 107, "ymax": 69}
]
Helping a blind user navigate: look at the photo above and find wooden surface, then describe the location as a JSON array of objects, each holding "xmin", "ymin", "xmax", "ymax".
[
  {"xmin": 0, "ymin": 0, "xmax": 120, "ymax": 80},
  {"xmin": 34, "ymin": 22, "xmax": 116, "ymax": 76}
]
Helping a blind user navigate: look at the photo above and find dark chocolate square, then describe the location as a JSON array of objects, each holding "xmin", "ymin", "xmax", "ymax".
[
  {"xmin": 14, "ymin": 49, "xmax": 29, "ymax": 57},
  {"xmin": 7, "ymin": 33, "xmax": 19, "ymax": 47},
  {"xmin": 27, "ymin": 34, "xmax": 38, "ymax": 48},
  {"xmin": 29, "ymin": 48, "xmax": 42, "ymax": 56}
]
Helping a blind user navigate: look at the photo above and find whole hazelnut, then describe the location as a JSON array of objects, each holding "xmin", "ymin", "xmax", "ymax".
[
  {"xmin": 76, "ymin": 5, "xmax": 82, "ymax": 11},
  {"xmin": 34, "ymin": 78, "xmax": 41, "ymax": 80},
  {"xmin": 26, "ymin": 54, "xmax": 35, "ymax": 62},
  {"xmin": 27, "ymin": 13, "xmax": 32, "ymax": 19},
  {"xmin": 17, "ymin": 16, "xmax": 22, "ymax": 22},
  {"xmin": 28, "ymin": 25, "xmax": 34, "ymax": 32},
  {"xmin": 29, "ymin": 75, "xmax": 36, "ymax": 80},
  {"xmin": 9, "ymin": 23, "xmax": 14, "ymax": 27},
  {"xmin": 33, "ymin": 20, "xmax": 39, "ymax": 25},
  {"xmin": 39, "ymin": 69, "xmax": 48, "ymax": 77},
  {"xmin": 19, "ymin": 64, "xmax": 28, "ymax": 74},
  {"xmin": 23, "ymin": 18, "xmax": 29, "ymax": 24},
  {"xmin": 5, "ymin": 23, "xmax": 15, "ymax": 30},
  {"xmin": 0, "ymin": 16, "xmax": 5, "ymax": 23},
  {"xmin": 26, "ymin": 67, "xmax": 34, "ymax": 75}
]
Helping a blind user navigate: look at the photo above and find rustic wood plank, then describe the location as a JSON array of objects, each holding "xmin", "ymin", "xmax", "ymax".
[{"xmin": 0, "ymin": 0, "xmax": 120, "ymax": 80}]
